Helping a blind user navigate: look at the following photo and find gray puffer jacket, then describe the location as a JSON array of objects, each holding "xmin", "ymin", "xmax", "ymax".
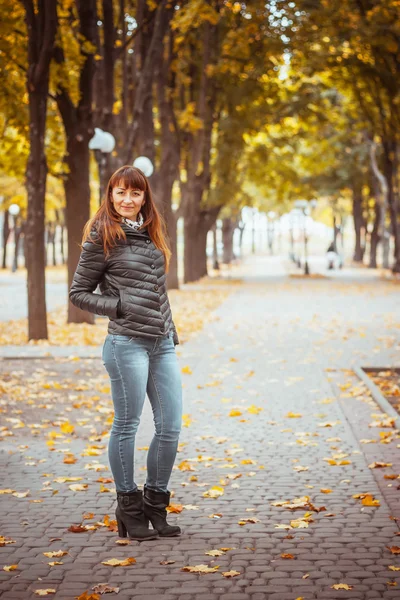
[{"xmin": 69, "ymin": 223, "xmax": 179, "ymax": 345}]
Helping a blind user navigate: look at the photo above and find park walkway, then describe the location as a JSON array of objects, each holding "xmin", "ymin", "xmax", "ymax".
[{"xmin": 1, "ymin": 255, "xmax": 400, "ymax": 600}]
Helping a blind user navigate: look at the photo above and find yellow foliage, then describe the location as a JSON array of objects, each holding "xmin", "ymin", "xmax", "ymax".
[
  {"xmin": 171, "ymin": 0, "xmax": 220, "ymax": 34},
  {"xmin": 177, "ymin": 102, "xmax": 204, "ymax": 133}
]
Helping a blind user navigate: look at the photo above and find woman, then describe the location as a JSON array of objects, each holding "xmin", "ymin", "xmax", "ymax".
[{"xmin": 69, "ymin": 165, "xmax": 183, "ymax": 541}]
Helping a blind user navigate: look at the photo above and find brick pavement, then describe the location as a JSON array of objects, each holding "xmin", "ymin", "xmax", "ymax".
[{"xmin": 1, "ymin": 256, "xmax": 400, "ymax": 600}]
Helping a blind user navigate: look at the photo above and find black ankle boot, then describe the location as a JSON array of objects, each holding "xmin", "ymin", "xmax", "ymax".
[
  {"xmin": 143, "ymin": 485, "xmax": 181, "ymax": 537},
  {"xmin": 116, "ymin": 489, "xmax": 159, "ymax": 541}
]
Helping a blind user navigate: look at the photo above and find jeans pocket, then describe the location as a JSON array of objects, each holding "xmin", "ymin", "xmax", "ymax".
[
  {"xmin": 102, "ymin": 335, "xmax": 113, "ymax": 365},
  {"xmin": 112, "ymin": 333, "xmax": 132, "ymax": 344}
]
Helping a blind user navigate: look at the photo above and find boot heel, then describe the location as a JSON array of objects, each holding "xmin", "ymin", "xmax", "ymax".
[{"xmin": 117, "ymin": 517, "xmax": 127, "ymax": 538}]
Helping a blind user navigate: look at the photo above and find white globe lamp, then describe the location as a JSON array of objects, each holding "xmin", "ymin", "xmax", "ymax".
[{"xmin": 133, "ymin": 156, "xmax": 154, "ymax": 177}]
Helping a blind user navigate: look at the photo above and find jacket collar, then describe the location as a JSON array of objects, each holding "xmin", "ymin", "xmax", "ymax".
[{"xmin": 120, "ymin": 221, "xmax": 150, "ymax": 241}]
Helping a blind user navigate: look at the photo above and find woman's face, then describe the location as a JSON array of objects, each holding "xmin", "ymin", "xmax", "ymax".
[{"xmin": 111, "ymin": 185, "xmax": 145, "ymax": 221}]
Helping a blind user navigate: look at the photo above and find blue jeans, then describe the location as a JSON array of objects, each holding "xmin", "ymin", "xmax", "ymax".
[{"xmin": 102, "ymin": 331, "xmax": 183, "ymax": 494}]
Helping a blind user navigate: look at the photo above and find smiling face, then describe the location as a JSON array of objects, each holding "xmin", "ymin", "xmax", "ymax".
[{"xmin": 111, "ymin": 184, "xmax": 145, "ymax": 221}]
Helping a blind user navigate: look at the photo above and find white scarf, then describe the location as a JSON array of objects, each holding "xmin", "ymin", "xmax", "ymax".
[{"xmin": 123, "ymin": 212, "xmax": 144, "ymax": 230}]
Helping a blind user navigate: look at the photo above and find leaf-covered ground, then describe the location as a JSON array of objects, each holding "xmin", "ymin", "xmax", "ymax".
[
  {"xmin": 0, "ymin": 275, "xmax": 240, "ymax": 346},
  {"xmin": 1, "ymin": 259, "xmax": 400, "ymax": 599}
]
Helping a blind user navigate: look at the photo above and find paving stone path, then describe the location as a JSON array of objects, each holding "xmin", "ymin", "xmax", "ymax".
[{"xmin": 1, "ymin": 256, "xmax": 399, "ymax": 600}]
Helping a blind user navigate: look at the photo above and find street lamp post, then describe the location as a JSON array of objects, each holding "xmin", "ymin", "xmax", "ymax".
[
  {"xmin": 294, "ymin": 199, "xmax": 317, "ymax": 276},
  {"xmin": 89, "ymin": 128, "xmax": 116, "ymax": 204},
  {"xmin": 251, "ymin": 208, "xmax": 256, "ymax": 254},
  {"xmin": 290, "ymin": 208, "xmax": 302, "ymax": 267},
  {"xmin": 267, "ymin": 211, "xmax": 276, "ymax": 255}
]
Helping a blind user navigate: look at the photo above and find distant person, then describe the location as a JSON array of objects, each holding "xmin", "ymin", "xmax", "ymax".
[
  {"xmin": 326, "ymin": 241, "xmax": 342, "ymax": 270},
  {"xmin": 69, "ymin": 165, "xmax": 182, "ymax": 541}
]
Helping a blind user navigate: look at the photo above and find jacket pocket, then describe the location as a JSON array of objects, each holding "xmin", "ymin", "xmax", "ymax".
[{"xmin": 118, "ymin": 288, "xmax": 127, "ymax": 317}]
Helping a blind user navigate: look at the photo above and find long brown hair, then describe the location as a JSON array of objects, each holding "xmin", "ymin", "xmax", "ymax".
[{"xmin": 82, "ymin": 165, "xmax": 171, "ymax": 272}]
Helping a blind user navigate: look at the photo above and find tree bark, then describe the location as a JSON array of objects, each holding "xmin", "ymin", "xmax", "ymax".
[
  {"xmin": 212, "ymin": 223, "xmax": 219, "ymax": 270},
  {"xmin": 21, "ymin": 0, "xmax": 57, "ymax": 339},
  {"xmin": 369, "ymin": 198, "xmax": 381, "ymax": 268},
  {"xmin": 154, "ymin": 29, "xmax": 180, "ymax": 289},
  {"xmin": 352, "ymin": 185, "xmax": 365, "ymax": 262},
  {"xmin": 222, "ymin": 217, "xmax": 236, "ymax": 264},
  {"xmin": 333, "ymin": 213, "xmax": 339, "ymax": 252},
  {"xmin": 55, "ymin": 0, "xmax": 97, "ymax": 323},
  {"xmin": 56, "ymin": 209, "xmax": 66, "ymax": 264},
  {"xmin": 182, "ymin": 21, "xmax": 220, "ymax": 283},
  {"xmin": 123, "ymin": 0, "xmax": 171, "ymax": 164},
  {"xmin": 101, "ymin": 0, "xmax": 115, "ymax": 133},
  {"xmin": 238, "ymin": 220, "xmax": 245, "ymax": 258},
  {"xmin": 64, "ymin": 132, "xmax": 95, "ymax": 324},
  {"xmin": 46, "ymin": 222, "xmax": 57, "ymax": 266},
  {"xmin": 93, "ymin": 0, "xmax": 117, "ymax": 192},
  {"xmin": 184, "ymin": 215, "xmax": 209, "ymax": 282},
  {"xmin": 184, "ymin": 205, "xmax": 220, "ymax": 282},
  {"xmin": 370, "ymin": 140, "xmax": 399, "ymax": 271},
  {"xmin": 135, "ymin": 1, "xmax": 156, "ymax": 164},
  {"xmin": 2, "ymin": 210, "xmax": 10, "ymax": 269},
  {"xmin": 382, "ymin": 140, "xmax": 400, "ymax": 272},
  {"xmin": 165, "ymin": 211, "xmax": 179, "ymax": 290}
]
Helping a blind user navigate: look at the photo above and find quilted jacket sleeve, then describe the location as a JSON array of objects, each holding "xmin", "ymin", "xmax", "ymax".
[{"xmin": 69, "ymin": 233, "xmax": 120, "ymax": 319}]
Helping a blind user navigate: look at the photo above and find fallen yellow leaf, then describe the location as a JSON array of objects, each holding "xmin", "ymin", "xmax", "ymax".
[
  {"xmin": 101, "ymin": 557, "xmax": 136, "ymax": 566},
  {"xmin": 181, "ymin": 564, "xmax": 220, "ymax": 573},
  {"xmin": 229, "ymin": 409, "xmax": 242, "ymax": 417}
]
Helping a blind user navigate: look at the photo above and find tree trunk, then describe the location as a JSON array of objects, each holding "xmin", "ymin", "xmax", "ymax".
[
  {"xmin": 52, "ymin": 225, "xmax": 57, "ymax": 266},
  {"xmin": 371, "ymin": 140, "xmax": 400, "ymax": 271},
  {"xmin": 93, "ymin": 0, "xmax": 118, "ymax": 190},
  {"xmin": 25, "ymin": 91, "xmax": 48, "ymax": 338},
  {"xmin": 135, "ymin": 3, "xmax": 156, "ymax": 164},
  {"xmin": 181, "ymin": 20, "xmax": 219, "ymax": 283},
  {"xmin": 333, "ymin": 213, "xmax": 339, "ymax": 252},
  {"xmin": 94, "ymin": 148, "xmax": 110, "ymax": 204},
  {"xmin": 64, "ymin": 136, "xmax": 95, "ymax": 324},
  {"xmin": 183, "ymin": 205, "xmax": 220, "ymax": 283},
  {"xmin": 55, "ymin": 0, "xmax": 97, "ymax": 323},
  {"xmin": 154, "ymin": 29, "xmax": 180, "ymax": 289},
  {"xmin": 2, "ymin": 210, "xmax": 10, "ymax": 269},
  {"xmin": 383, "ymin": 142, "xmax": 400, "ymax": 272},
  {"xmin": 60, "ymin": 224, "xmax": 65, "ymax": 264},
  {"xmin": 212, "ymin": 223, "xmax": 219, "ymax": 270},
  {"xmin": 222, "ymin": 217, "xmax": 235, "ymax": 264},
  {"xmin": 165, "ymin": 208, "xmax": 179, "ymax": 290},
  {"xmin": 22, "ymin": 0, "xmax": 57, "ymax": 339},
  {"xmin": 184, "ymin": 215, "xmax": 210, "ymax": 282},
  {"xmin": 369, "ymin": 198, "xmax": 381, "ymax": 268},
  {"xmin": 123, "ymin": 0, "xmax": 172, "ymax": 164},
  {"xmin": 101, "ymin": 0, "xmax": 114, "ymax": 133},
  {"xmin": 56, "ymin": 209, "xmax": 66, "ymax": 265},
  {"xmin": 352, "ymin": 186, "xmax": 365, "ymax": 262},
  {"xmin": 267, "ymin": 220, "xmax": 274, "ymax": 255},
  {"xmin": 46, "ymin": 223, "xmax": 53, "ymax": 266},
  {"xmin": 238, "ymin": 222, "xmax": 245, "ymax": 258},
  {"xmin": 251, "ymin": 210, "xmax": 256, "ymax": 254}
]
